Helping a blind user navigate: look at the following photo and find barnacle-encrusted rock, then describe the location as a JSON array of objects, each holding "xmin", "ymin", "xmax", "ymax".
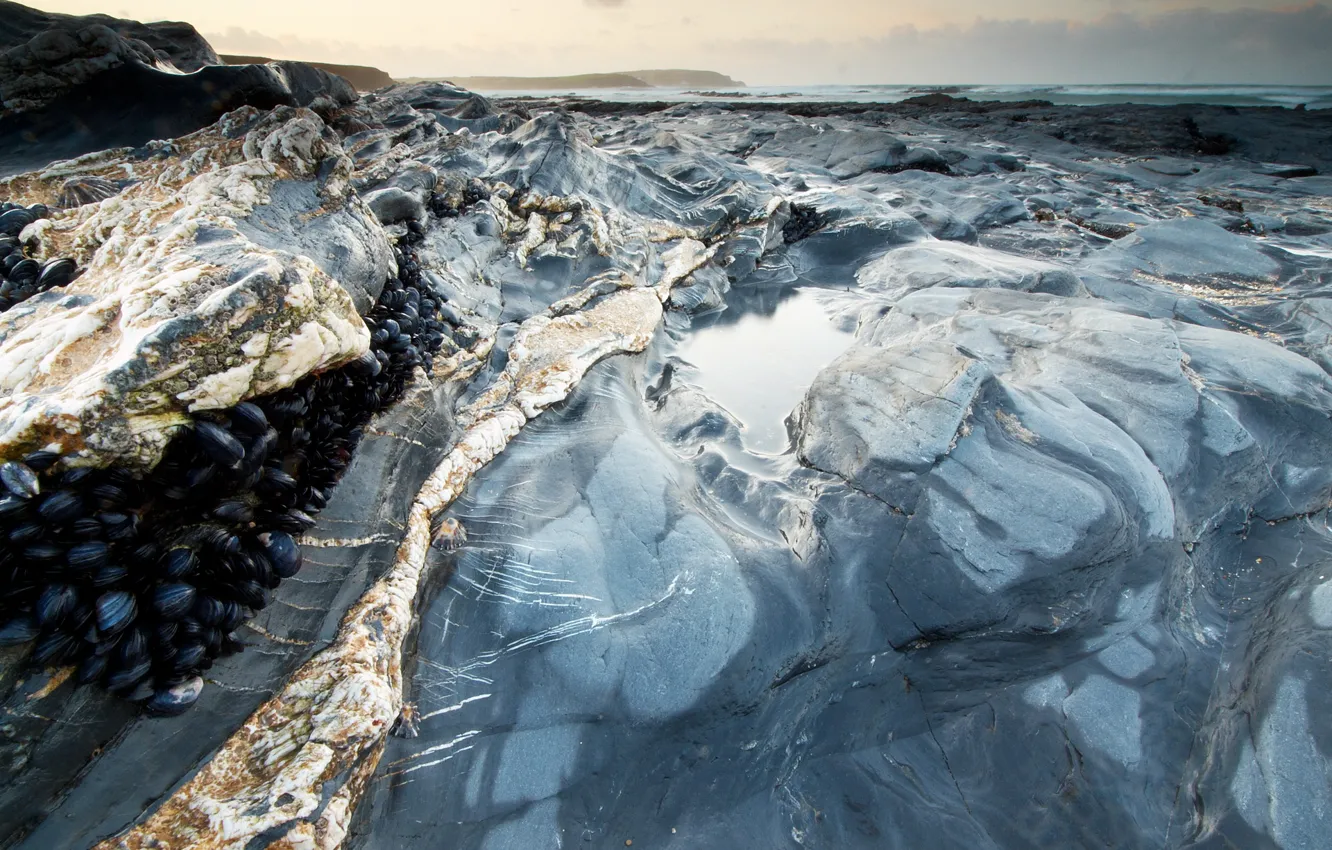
[{"xmin": 0, "ymin": 107, "xmax": 381, "ymax": 470}]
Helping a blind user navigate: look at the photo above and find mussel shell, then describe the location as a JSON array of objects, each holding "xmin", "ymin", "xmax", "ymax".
[
  {"xmin": 0, "ymin": 616, "xmax": 39, "ymax": 645},
  {"xmin": 0, "ymin": 495, "xmax": 30, "ymax": 522},
  {"xmin": 105, "ymin": 657, "xmax": 151, "ymax": 693},
  {"xmin": 194, "ymin": 421, "xmax": 245, "ymax": 468},
  {"xmin": 7, "ymin": 258, "xmax": 38, "ymax": 285},
  {"xmin": 95, "ymin": 590, "xmax": 137, "ymax": 635},
  {"xmin": 232, "ymin": 580, "xmax": 268, "ymax": 609},
  {"xmin": 7, "ymin": 522, "xmax": 43, "ymax": 545},
  {"xmin": 260, "ymin": 530, "xmax": 303, "ymax": 578},
  {"xmin": 23, "ymin": 543, "xmax": 65, "ymax": 564},
  {"xmin": 153, "ymin": 582, "xmax": 197, "ymax": 620},
  {"xmin": 37, "ymin": 258, "xmax": 77, "ymax": 289},
  {"xmin": 145, "ymin": 675, "xmax": 204, "ymax": 716},
  {"xmin": 90, "ymin": 483, "xmax": 128, "ymax": 508},
  {"xmin": 213, "ymin": 500, "xmax": 254, "ymax": 524},
  {"xmin": 76, "ymin": 653, "xmax": 107, "ymax": 684},
  {"xmin": 192, "ymin": 595, "xmax": 225, "ymax": 626},
  {"xmin": 229, "ymin": 402, "xmax": 269, "ymax": 435},
  {"xmin": 30, "ymin": 631, "xmax": 78, "ymax": 666},
  {"xmin": 0, "ymin": 208, "xmax": 35, "ymax": 236},
  {"xmin": 162, "ymin": 548, "xmax": 198, "ymax": 578},
  {"xmin": 219, "ymin": 601, "xmax": 246, "ymax": 631},
  {"xmin": 0, "ymin": 461, "xmax": 40, "ymax": 499},
  {"xmin": 92, "ymin": 564, "xmax": 129, "ymax": 587},
  {"xmin": 67, "ymin": 541, "xmax": 110, "ymax": 571},
  {"xmin": 256, "ymin": 467, "xmax": 298, "ymax": 494},
  {"xmin": 71, "ymin": 517, "xmax": 104, "ymax": 538},
  {"xmin": 22, "ymin": 450, "xmax": 60, "ymax": 472},
  {"xmin": 37, "ymin": 490, "xmax": 84, "ymax": 523},
  {"xmin": 35, "ymin": 584, "xmax": 78, "ymax": 626},
  {"xmin": 173, "ymin": 641, "xmax": 206, "ymax": 671},
  {"xmin": 115, "ymin": 627, "xmax": 148, "ymax": 664}
]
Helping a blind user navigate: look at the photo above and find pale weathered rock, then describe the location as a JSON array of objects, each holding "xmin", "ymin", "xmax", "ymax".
[{"xmin": 0, "ymin": 106, "xmax": 375, "ymax": 469}]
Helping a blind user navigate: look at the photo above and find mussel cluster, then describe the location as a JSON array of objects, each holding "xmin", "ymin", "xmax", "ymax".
[
  {"xmin": 782, "ymin": 203, "xmax": 827, "ymax": 245},
  {"xmin": 0, "ymin": 201, "xmax": 81, "ymax": 313},
  {"xmin": 0, "ymin": 236, "xmax": 455, "ymax": 715},
  {"xmin": 427, "ymin": 178, "xmax": 491, "ymax": 219}
]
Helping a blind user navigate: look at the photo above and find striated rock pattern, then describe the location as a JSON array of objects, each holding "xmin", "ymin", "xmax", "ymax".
[{"xmin": 1, "ymin": 11, "xmax": 1332, "ymax": 850}]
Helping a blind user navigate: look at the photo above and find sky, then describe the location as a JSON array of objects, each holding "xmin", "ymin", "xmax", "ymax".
[{"xmin": 27, "ymin": 0, "xmax": 1332, "ymax": 85}]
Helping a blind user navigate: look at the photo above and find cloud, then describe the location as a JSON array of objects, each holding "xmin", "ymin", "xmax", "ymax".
[
  {"xmin": 704, "ymin": 3, "xmax": 1332, "ymax": 84},
  {"xmin": 208, "ymin": 3, "xmax": 1332, "ymax": 85},
  {"xmin": 585, "ymin": 0, "xmax": 627, "ymax": 5}
]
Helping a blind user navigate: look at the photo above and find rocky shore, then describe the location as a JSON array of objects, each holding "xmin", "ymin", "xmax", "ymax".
[{"xmin": 2, "ymin": 4, "xmax": 1331, "ymax": 849}]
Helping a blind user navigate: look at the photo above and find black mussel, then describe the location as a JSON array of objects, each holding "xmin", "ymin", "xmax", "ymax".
[
  {"xmin": 277, "ymin": 509, "xmax": 317, "ymax": 533},
  {"xmin": 1, "ymin": 461, "xmax": 40, "ymax": 499},
  {"xmin": 229, "ymin": 402, "xmax": 268, "ymax": 435},
  {"xmin": 35, "ymin": 584, "xmax": 78, "ymax": 625},
  {"xmin": 105, "ymin": 658, "xmax": 151, "ymax": 693},
  {"xmin": 259, "ymin": 530, "xmax": 302, "ymax": 578},
  {"xmin": 0, "ymin": 616, "xmax": 38, "ymax": 645},
  {"xmin": 92, "ymin": 564, "xmax": 129, "ymax": 587},
  {"xmin": 218, "ymin": 601, "xmax": 245, "ymax": 631},
  {"xmin": 185, "ymin": 463, "xmax": 216, "ymax": 490},
  {"xmin": 0, "ymin": 495, "xmax": 30, "ymax": 522},
  {"xmin": 71, "ymin": 516, "xmax": 104, "ymax": 538},
  {"xmin": 61, "ymin": 468, "xmax": 94, "ymax": 488},
  {"xmin": 90, "ymin": 483, "xmax": 127, "ymax": 508},
  {"xmin": 145, "ymin": 676, "xmax": 204, "ymax": 716},
  {"xmin": 115, "ymin": 627, "xmax": 148, "ymax": 664},
  {"xmin": 30, "ymin": 632, "xmax": 78, "ymax": 666},
  {"xmin": 8, "ymin": 522, "xmax": 44, "ymax": 545},
  {"xmin": 95, "ymin": 591, "xmax": 137, "ymax": 635},
  {"xmin": 77, "ymin": 653, "xmax": 107, "ymax": 684},
  {"xmin": 22, "ymin": 450, "xmax": 60, "ymax": 472},
  {"xmin": 173, "ymin": 642, "xmax": 206, "ymax": 671},
  {"xmin": 37, "ymin": 490, "xmax": 84, "ymax": 524},
  {"xmin": 155, "ymin": 620, "xmax": 178, "ymax": 644},
  {"xmin": 0, "ymin": 208, "xmax": 36, "ymax": 237},
  {"xmin": 99, "ymin": 511, "xmax": 137, "ymax": 541},
  {"xmin": 257, "ymin": 467, "xmax": 298, "ymax": 494},
  {"xmin": 27, "ymin": 204, "xmax": 48, "ymax": 219},
  {"xmin": 192, "ymin": 595, "xmax": 225, "ymax": 626},
  {"xmin": 129, "ymin": 542, "xmax": 160, "ymax": 564},
  {"xmin": 24, "ymin": 543, "xmax": 65, "ymax": 564},
  {"xmin": 195, "ymin": 526, "xmax": 240, "ymax": 553},
  {"xmin": 289, "ymin": 426, "xmax": 311, "ymax": 448},
  {"xmin": 349, "ymin": 350, "xmax": 381, "ymax": 377},
  {"xmin": 153, "ymin": 583, "xmax": 196, "ymax": 620},
  {"xmin": 162, "ymin": 548, "xmax": 198, "ymax": 578},
  {"xmin": 179, "ymin": 617, "xmax": 204, "ymax": 638},
  {"xmin": 232, "ymin": 580, "xmax": 268, "ymax": 609},
  {"xmin": 7, "ymin": 258, "xmax": 38, "ymax": 285},
  {"xmin": 67, "ymin": 541, "xmax": 109, "ymax": 571},
  {"xmin": 204, "ymin": 627, "xmax": 223, "ymax": 656},
  {"xmin": 37, "ymin": 258, "xmax": 78, "ymax": 289},
  {"xmin": 194, "ymin": 421, "xmax": 245, "ymax": 468},
  {"xmin": 213, "ymin": 500, "xmax": 254, "ymax": 524}
]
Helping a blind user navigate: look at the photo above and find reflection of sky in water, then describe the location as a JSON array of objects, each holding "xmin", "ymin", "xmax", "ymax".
[{"xmin": 679, "ymin": 288, "xmax": 853, "ymax": 454}]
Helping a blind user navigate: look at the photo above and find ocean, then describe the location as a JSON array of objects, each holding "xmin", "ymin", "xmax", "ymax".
[{"xmin": 489, "ymin": 83, "xmax": 1332, "ymax": 109}]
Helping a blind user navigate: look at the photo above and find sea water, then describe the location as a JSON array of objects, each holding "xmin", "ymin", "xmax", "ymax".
[{"xmin": 488, "ymin": 83, "xmax": 1332, "ymax": 109}]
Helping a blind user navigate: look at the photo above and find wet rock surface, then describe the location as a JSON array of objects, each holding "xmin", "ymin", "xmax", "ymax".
[{"xmin": 0, "ymin": 8, "xmax": 1330, "ymax": 850}]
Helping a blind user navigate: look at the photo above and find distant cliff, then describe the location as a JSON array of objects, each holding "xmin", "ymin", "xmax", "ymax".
[
  {"xmin": 220, "ymin": 54, "xmax": 394, "ymax": 92},
  {"xmin": 420, "ymin": 69, "xmax": 745, "ymax": 91}
]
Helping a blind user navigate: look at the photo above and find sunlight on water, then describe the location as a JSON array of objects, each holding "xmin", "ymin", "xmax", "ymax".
[{"xmin": 679, "ymin": 287, "xmax": 854, "ymax": 454}]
